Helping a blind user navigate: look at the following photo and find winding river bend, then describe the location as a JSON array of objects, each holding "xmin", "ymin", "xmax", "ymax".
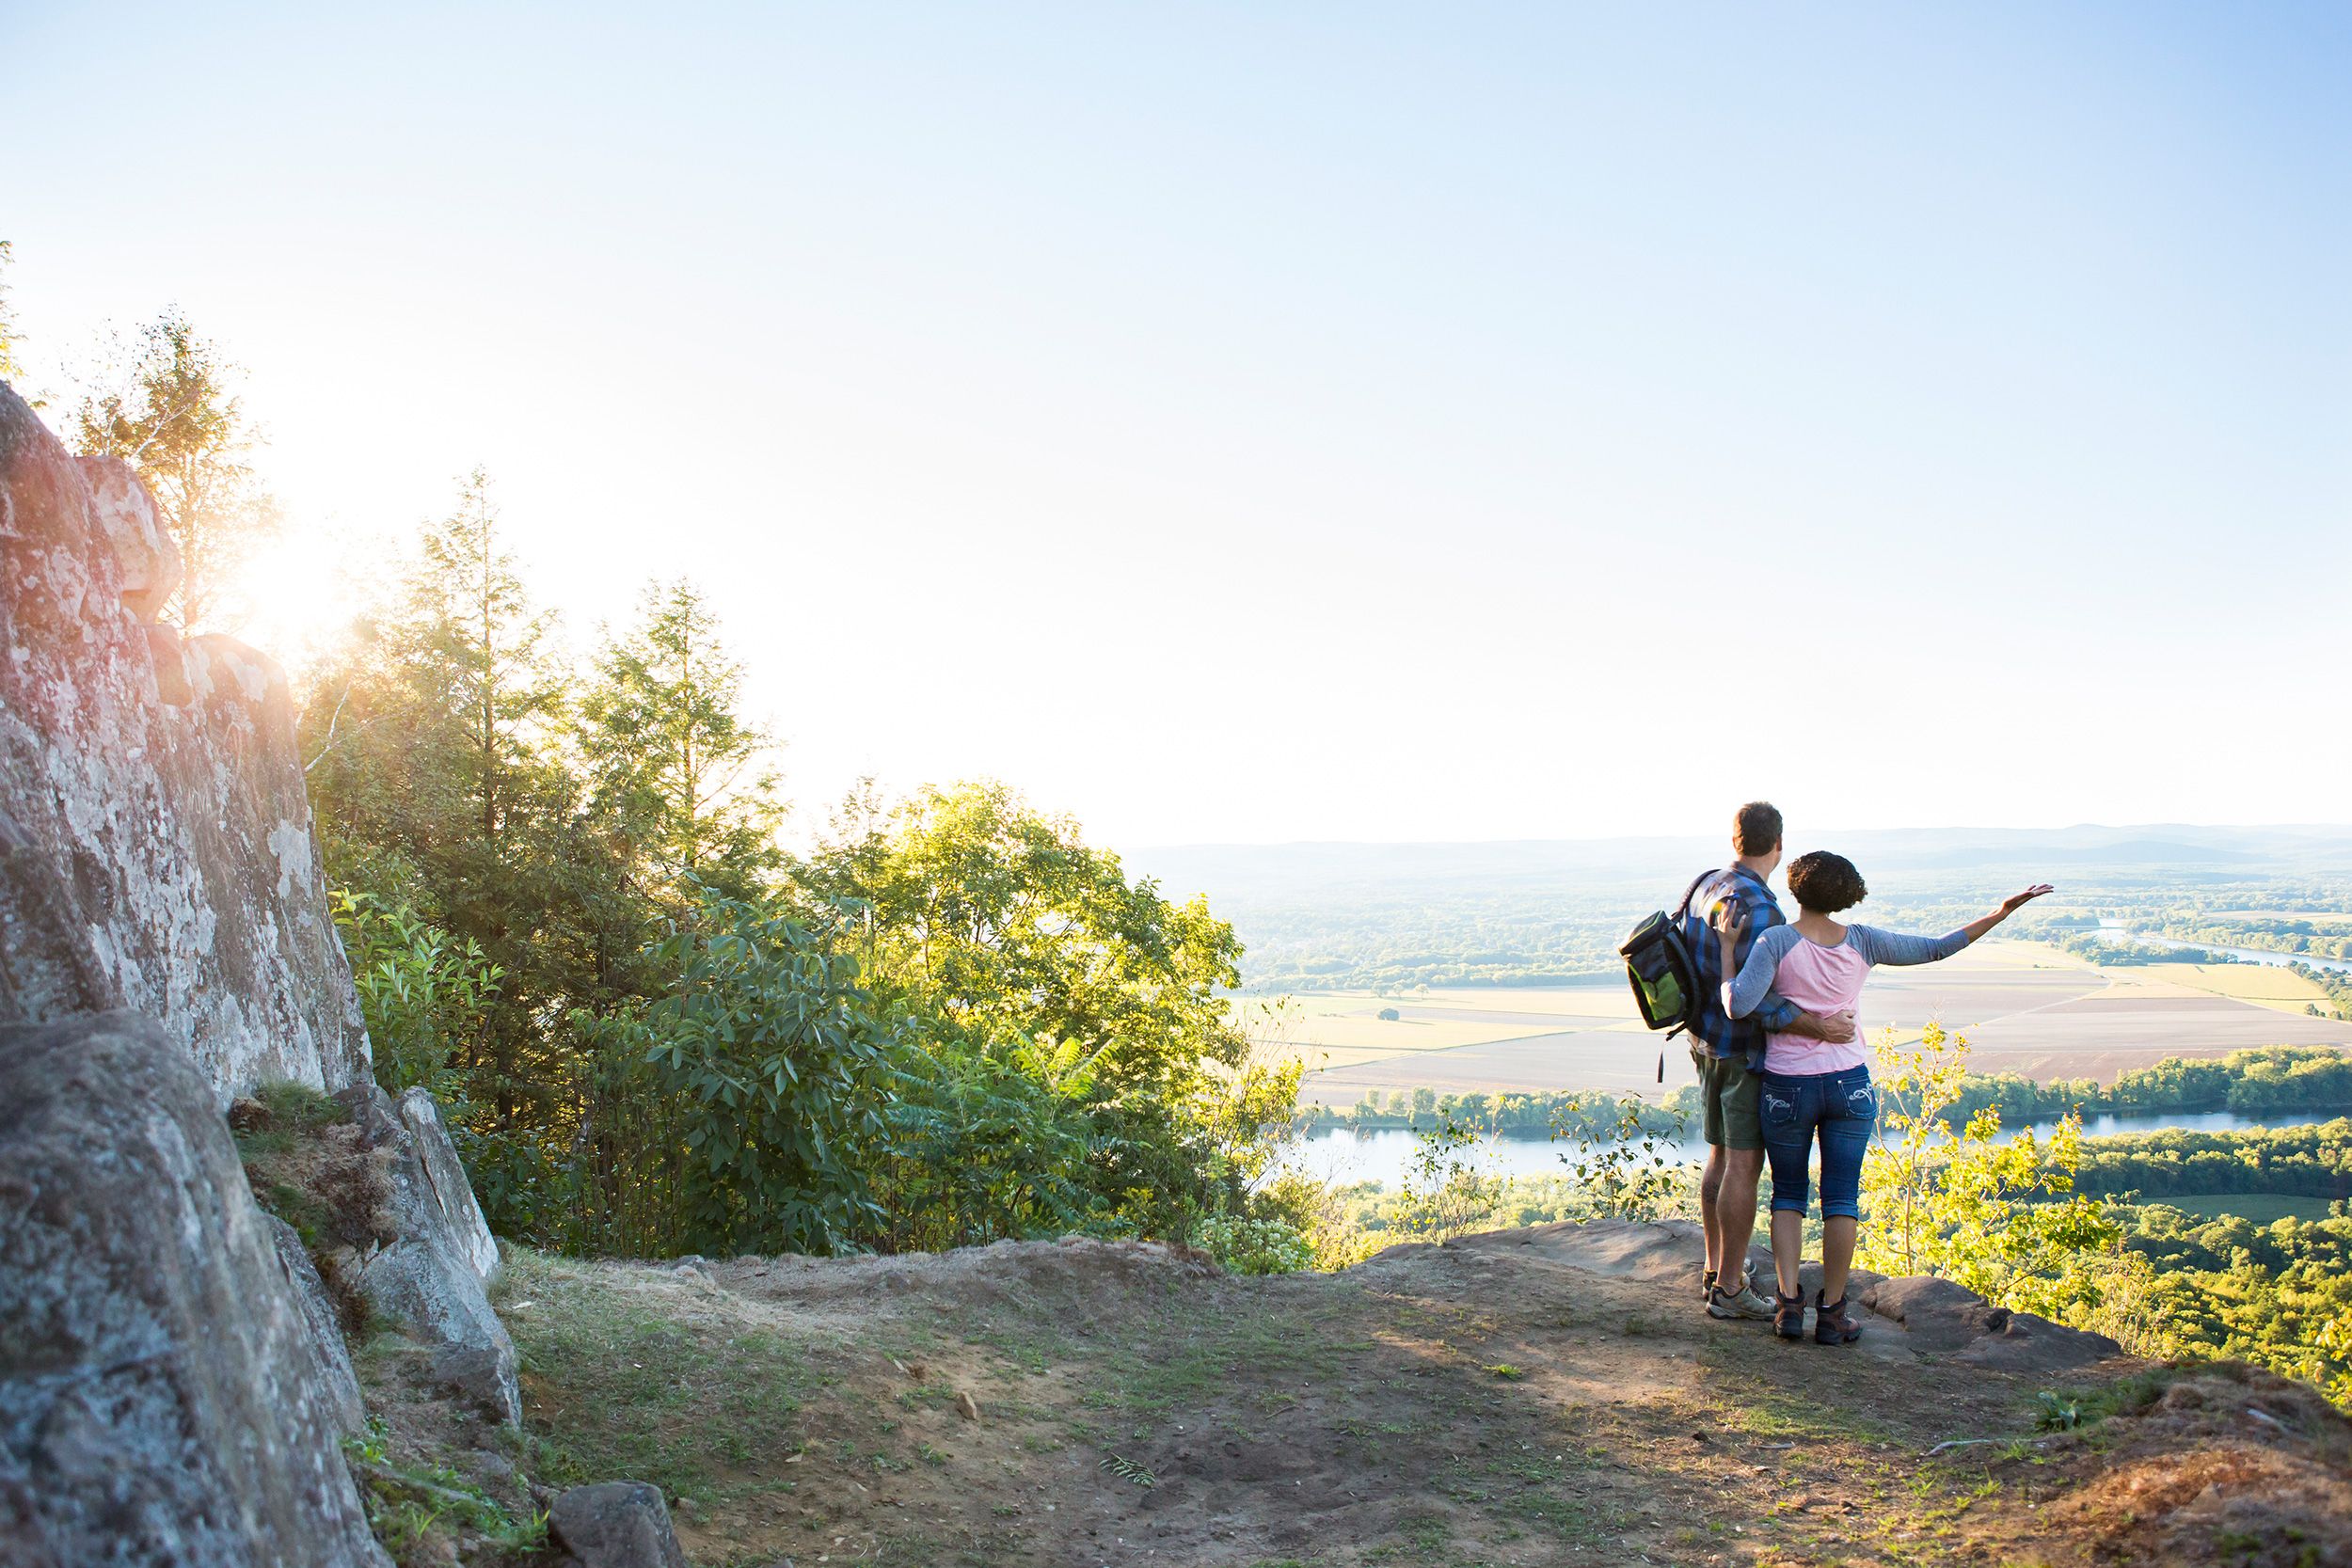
[
  {"xmin": 1287, "ymin": 1108, "xmax": 2339, "ymax": 1189},
  {"xmin": 2094, "ymin": 921, "xmax": 2352, "ymax": 974}
]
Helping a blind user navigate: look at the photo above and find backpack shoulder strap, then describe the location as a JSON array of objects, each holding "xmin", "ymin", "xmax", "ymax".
[{"xmin": 1673, "ymin": 868, "xmax": 1716, "ymax": 921}]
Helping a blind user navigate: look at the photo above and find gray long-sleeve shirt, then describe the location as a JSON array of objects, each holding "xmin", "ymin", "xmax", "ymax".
[{"xmin": 1721, "ymin": 923, "xmax": 1973, "ymax": 1021}]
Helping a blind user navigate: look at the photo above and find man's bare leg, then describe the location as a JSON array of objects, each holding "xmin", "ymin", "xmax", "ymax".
[
  {"xmin": 1714, "ymin": 1146, "xmax": 1764, "ymax": 1287},
  {"xmin": 1698, "ymin": 1145, "xmax": 1727, "ymax": 1281}
]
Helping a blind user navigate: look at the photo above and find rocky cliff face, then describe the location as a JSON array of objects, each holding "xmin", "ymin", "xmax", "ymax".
[
  {"xmin": 0, "ymin": 380, "xmax": 369, "ymax": 1101},
  {"xmin": 0, "ymin": 1011, "xmax": 389, "ymax": 1567},
  {"xmin": 0, "ymin": 381, "xmax": 535, "ymax": 1563}
]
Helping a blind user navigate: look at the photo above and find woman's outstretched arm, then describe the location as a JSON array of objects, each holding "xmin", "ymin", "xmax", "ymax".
[{"xmin": 1851, "ymin": 884, "xmax": 2055, "ymax": 967}]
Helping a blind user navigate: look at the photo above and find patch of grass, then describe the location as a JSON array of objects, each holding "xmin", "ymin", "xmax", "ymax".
[
  {"xmin": 345, "ymin": 1420, "xmax": 547, "ymax": 1559},
  {"xmin": 1367, "ymin": 1513, "xmax": 1453, "ymax": 1560},
  {"xmin": 1071, "ymin": 1294, "xmax": 1358, "ymax": 1418},
  {"xmin": 250, "ymin": 1078, "xmax": 348, "ymax": 1132},
  {"xmin": 2042, "ymin": 1368, "xmax": 2175, "ymax": 1431},
  {"xmin": 501, "ymin": 1250, "xmax": 818, "ymax": 1504},
  {"xmin": 896, "ymin": 1381, "xmax": 956, "ymax": 1411}
]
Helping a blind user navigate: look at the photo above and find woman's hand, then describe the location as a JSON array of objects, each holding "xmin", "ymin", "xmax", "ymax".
[
  {"xmin": 1997, "ymin": 884, "xmax": 2055, "ymax": 917},
  {"xmin": 1711, "ymin": 901, "xmax": 1750, "ymax": 951},
  {"xmin": 1961, "ymin": 883, "xmax": 2056, "ymax": 944}
]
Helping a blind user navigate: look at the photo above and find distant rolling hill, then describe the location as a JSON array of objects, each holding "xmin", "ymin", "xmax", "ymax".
[{"xmin": 1121, "ymin": 825, "xmax": 2352, "ymax": 991}]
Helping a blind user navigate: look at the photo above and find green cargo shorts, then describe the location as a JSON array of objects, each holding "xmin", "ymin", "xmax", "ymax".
[{"xmin": 1691, "ymin": 1043, "xmax": 1763, "ymax": 1150}]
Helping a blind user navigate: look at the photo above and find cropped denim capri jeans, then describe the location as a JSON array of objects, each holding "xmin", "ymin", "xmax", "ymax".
[{"xmin": 1758, "ymin": 1064, "xmax": 1876, "ymax": 1220}]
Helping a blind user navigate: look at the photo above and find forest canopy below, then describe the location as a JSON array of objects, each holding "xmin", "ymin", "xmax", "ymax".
[{"xmin": 299, "ymin": 477, "xmax": 1303, "ymax": 1262}]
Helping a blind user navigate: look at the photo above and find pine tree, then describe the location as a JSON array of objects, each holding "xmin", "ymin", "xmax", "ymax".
[{"xmin": 580, "ymin": 578, "xmax": 785, "ymax": 904}]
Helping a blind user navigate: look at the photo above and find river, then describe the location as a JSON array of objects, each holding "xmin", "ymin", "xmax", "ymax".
[
  {"xmin": 1283, "ymin": 1108, "xmax": 2340, "ymax": 1190},
  {"xmin": 2094, "ymin": 920, "xmax": 2352, "ymax": 974}
]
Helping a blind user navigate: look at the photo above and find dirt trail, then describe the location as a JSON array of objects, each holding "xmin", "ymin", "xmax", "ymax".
[{"xmin": 495, "ymin": 1221, "xmax": 2352, "ymax": 1568}]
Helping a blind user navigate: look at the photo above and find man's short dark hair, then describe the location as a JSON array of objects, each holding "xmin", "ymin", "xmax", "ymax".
[
  {"xmin": 1787, "ymin": 850, "xmax": 1867, "ymax": 913},
  {"xmin": 1733, "ymin": 800, "xmax": 1783, "ymax": 857}
]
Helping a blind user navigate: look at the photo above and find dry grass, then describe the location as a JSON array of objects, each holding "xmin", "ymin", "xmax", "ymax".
[{"xmin": 469, "ymin": 1228, "xmax": 2352, "ymax": 1567}]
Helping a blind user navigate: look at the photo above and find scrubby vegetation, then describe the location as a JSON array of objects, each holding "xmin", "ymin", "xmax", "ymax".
[
  {"xmin": 302, "ymin": 482, "xmax": 1305, "ymax": 1270},
  {"xmin": 1306, "ymin": 1030, "xmax": 2352, "ymax": 1413}
]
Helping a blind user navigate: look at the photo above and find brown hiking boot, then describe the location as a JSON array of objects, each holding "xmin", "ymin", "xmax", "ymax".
[
  {"xmin": 1814, "ymin": 1291, "xmax": 1863, "ymax": 1345},
  {"xmin": 1773, "ymin": 1291, "xmax": 1806, "ymax": 1340}
]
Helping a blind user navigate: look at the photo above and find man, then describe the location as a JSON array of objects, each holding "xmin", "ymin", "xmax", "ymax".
[{"xmin": 1681, "ymin": 801, "xmax": 1856, "ymax": 1321}]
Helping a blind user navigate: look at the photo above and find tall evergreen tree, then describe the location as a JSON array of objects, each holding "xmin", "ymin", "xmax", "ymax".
[
  {"xmin": 305, "ymin": 472, "xmax": 604, "ymax": 1138},
  {"xmin": 580, "ymin": 578, "xmax": 785, "ymax": 903}
]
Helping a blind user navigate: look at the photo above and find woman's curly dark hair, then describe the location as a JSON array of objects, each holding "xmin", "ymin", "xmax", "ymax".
[{"xmin": 1786, "ymin": 850, "xmax": 1867, "ymax": 913}]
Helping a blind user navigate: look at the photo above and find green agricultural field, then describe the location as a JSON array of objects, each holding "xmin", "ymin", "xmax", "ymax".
[
  {"xmin": 1272, "ymin": 940, "xmax": 2352, "ymax": 1102},
  {"xmin": 2125, "ymin": 961, "xmax": 2334, "ymax": 1015}
]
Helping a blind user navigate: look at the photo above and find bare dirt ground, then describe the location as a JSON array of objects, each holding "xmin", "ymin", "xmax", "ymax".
[{"xmin": 469, "ymin": 1221, "xmax": 2352, "ymax": 1568}]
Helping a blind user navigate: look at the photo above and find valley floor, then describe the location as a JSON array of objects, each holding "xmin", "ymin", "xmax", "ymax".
[{"xmin": 455, "ymin": 1222, "xmax": 2352, "ymax": 1568}]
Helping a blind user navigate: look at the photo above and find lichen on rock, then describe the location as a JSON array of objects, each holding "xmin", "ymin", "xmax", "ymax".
[
  {"xmin": 0, "ymin": 1010, "xmax": 389, "ymax": 1567},
  {"xmin": 0, "ymin": 379, "xmax": 370, "ymax": 1102}
]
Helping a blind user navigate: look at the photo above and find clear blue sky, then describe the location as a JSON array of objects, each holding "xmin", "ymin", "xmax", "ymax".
[{"xmin": 6, "ymin": 4, "xmax": 2347, "ymax": 847}]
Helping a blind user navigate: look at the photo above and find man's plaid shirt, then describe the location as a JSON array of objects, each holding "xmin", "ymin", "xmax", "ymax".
[{"xmin": 1677, "ymin": 864, "xmax": 1804, "ymax": 1067}]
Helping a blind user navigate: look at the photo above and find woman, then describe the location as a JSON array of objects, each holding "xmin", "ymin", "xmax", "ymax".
[{"xmin": 1712, "ymin": 855, "xmax": 2051, "ymax": 1344}]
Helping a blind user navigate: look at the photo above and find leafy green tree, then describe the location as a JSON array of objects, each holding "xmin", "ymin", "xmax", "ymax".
[
  {"xmin": 1861, "ymin": 1022, "xmax": 2127, "ymax": 1324},
  {"xmin": 805, "ymin": 779, "xmax": 1263, "ymax": 1238},
  {"xmin": 622, "ymin": 886, "xmax": 892, "ymax": 1255},
  {"xmin": 809, "ymin": 780, "xmax": 1246, "ymax": 1107},
  {"xmin": 72, "ymin": 309, "xmax": 280, "ymax": 629},
  {"xmin": 332, "ymin": 890, "xmax": 503, "ymax": 1099},
  {"xmin": 580, "ymin": 578, "xmax": 784, "ymax": 903}
]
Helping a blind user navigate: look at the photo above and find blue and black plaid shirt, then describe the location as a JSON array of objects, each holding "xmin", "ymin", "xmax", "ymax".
[{"xmin": 1678, "ymin": 864, "xmax": 1804, "ymax": 1066}]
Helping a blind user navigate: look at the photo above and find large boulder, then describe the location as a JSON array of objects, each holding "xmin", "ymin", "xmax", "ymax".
[
  {"xmin": 0, "ymin": 1010, "xmax": 389, "ymax": 1567},
  {"xmin": 548, "ymin": 1482, "xmax": 688, "ymax": 1568},
  {"xmin": 345, "ymin": 1086, "xmax": 520, "ymax": 1425},
  {"xmin": 1860, "ymin": 1274, "xmax": 2121, "ymax": 1371},
  {"xmin": 397, "ymin": 1088, "xmax": 501, "ymax": 1284},
  {"xmin": 0, "ymin": 382, "xmax": 371, "ymax": 1103},
  {"xmin": 261, "ymin": 1213, "xmax": 367, "ymax": 1438}
]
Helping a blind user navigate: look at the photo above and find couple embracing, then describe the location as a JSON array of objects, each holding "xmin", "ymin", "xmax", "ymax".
[{"xmin": 1677, "ymin": 802, "xmax": 2050, "ymax": 1342}]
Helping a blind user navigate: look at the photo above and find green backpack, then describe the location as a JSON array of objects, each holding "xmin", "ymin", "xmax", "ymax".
[{"xmin": 1617, "ymin": 871, "xmax": 1712, "ymax": 1081}]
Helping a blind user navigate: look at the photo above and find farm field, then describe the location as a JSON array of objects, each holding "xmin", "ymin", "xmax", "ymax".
[
  {"xmin": 2127, "ymin": 961, "xmax": 2335, "ymax": 1014},
  {"xmin": 1269, "ymin": 941, "xmax": 2352, "ymax": 1104}
]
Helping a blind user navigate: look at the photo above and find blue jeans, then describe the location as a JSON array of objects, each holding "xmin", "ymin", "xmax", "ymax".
[{"xmin": 1759, "ymin": 1065, "xmax": 1876, "ymax": 1221}]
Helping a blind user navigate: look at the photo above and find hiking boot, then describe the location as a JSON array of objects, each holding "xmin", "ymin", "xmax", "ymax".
[
  {"xmin": 1708, "ymin": 1280, "xmax": 1775, "ymax": 1322},
  {"xmin": 1773, "ymin": 1291, "xmax": 1807, "ymax": 1340},
  {"xmin": 1703, "ymin": 1260, "xmax": 1759, "ymax": 1303},
  {"xmin": 1814, "ymin": 1291, "xmax": 1864, "ymax": 1345}
]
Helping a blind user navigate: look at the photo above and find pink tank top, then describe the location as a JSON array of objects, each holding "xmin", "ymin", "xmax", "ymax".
[{"xmin": 1764, "ymin": 936, "xmax": 1871, "ymax": 1075}]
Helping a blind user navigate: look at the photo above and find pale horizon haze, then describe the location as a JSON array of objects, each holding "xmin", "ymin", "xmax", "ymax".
[{"xmin": 6, "ymin": 4, "xmax": 2348, "ymax": 850}]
